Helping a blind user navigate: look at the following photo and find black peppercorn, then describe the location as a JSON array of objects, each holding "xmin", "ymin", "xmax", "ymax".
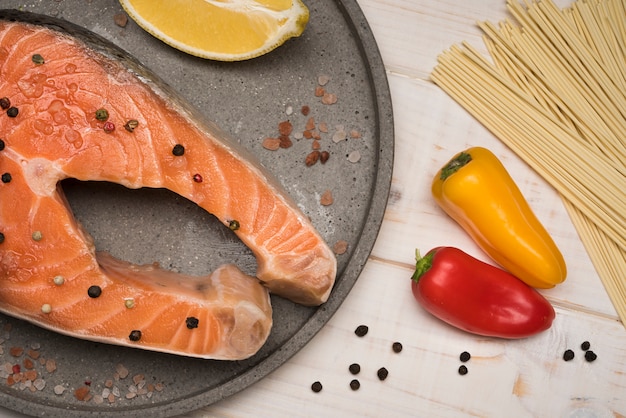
[
  {"xmin": 459, "ymin": 351, "xmax": 471, "ymax": 362},
  {"xmin": 129, "ymin": 330, "xmax": 142, "ymax": 341},
  {"xmin": 458, "ymin": 365, "xmax": 468, "ymax": 375},
  {"xmin": 563, "ymin": 349, "xmax": 575, "ymax": 361},
  {"xmin": 349, "ymin": 379, "xmax": 360, "ymax": 390},
  {"xmin": 311, "ymin": 381, "xmax": 322, "ymax": 393},
  {"xmin": 354, "ymin": 325, "xmax": 368, "ymax": 337},
  {"xmin": 377, "ymin": 367, "xmax": 388, "ymax": 381},
  {"xmin": 32, "ymin": 54, "xmax": 45, "ymax": 65},
  {"xmin": 1, "ymin": 173, "xmax": 11, "ymax": 183},
  {"xmin": 392, "ymin": 342, "xmax": 403, "ymax": 353},
  {"xmin": 0, "ymin": 139, "xmax": 5, "ymax": 151},
  {"xmin": 6, "ymin": 107, "xmax": 18, "ymax": 117},
  {"xmin": 172, "ymin": 144, "xmax": 185, "ymax": 156},
  {"xmin": 124, "ymin": 119, "xmax": 139, "ymax": 132},
  {"xmin": 0, "ymin": 97, "xmax": 9, "ymax": 110},
  {"xmin": 584, "ymin": 351, "xmax": 597, "ymax": 362},
  {"xmin": 349, "ymin": 363, "xmax": 360, "ymax": 375},
  {"xmin": 581, "ymin": 341, "xmax": 591, "ymax": 351},
  {"xmin": 186, "ymin": 317, "xmax": 199, "ymax": 329},
  {"xmin": 87, "ymin": 285, "xmax": 102, "ymax": 298},
  {"xmin": 0, "ymin": 232, "xmax": 4, "ymax": 244}
]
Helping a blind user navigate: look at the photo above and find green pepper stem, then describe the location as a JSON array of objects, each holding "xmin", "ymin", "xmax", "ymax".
[
  {"xmin": 439, "ymin": 151, "xmax": 472, "ymax": 180},
  {"xmin": 411, "ymin": 249, "xmax": 434, "ymax": 282}
]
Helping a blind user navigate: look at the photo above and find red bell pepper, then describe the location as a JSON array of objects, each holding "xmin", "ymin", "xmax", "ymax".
[{"xmin": 411, "ymin": 247, "xmax": 555, "ymax": 339}]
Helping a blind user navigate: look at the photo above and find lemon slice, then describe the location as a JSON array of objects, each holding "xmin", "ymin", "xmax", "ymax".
[{"xmin": 119, "ymin": 0, "xmax": 310, "ymax": 61}]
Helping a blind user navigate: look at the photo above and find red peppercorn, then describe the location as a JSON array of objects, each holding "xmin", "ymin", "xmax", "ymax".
[
  {"xmin": 193, "ymin": 174, "xmax": 203, "ymax": 183},
  {"xmin": 103, "ymin": 121, "xmax": 115, "ymax": 133},
  {"xmin": 12, "ymin": 364, "xmax": 20, "ymax": 374}
]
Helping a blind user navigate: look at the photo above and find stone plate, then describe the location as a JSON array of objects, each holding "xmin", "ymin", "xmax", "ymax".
[{"xmin": 0, "ymin": 1, "xmax": 393, "ymax": 416}]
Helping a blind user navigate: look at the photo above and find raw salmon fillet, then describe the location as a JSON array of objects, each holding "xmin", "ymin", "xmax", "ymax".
[{"xmin": 0, "ymin": 14, "xmax": 335, "ymax": 358}]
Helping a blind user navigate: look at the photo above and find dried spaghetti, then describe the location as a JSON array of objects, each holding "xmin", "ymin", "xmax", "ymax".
[{"xmin": 431, "ymin": 0, "xmax": 626, "ymax": 324}]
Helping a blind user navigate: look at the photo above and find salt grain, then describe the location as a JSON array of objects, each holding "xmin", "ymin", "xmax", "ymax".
[
  {"xmin": 262, "ymin": 137, "xmax": 281, "ymax": 151},
  {"xmin": 285, "ymin": 105, "xmax": 293, "ymax": 115},
  {"xmin": 113, "ymin": 12, "xmax": 128, "ymax": 28},
  {"xmin": 334, "ymin": 240, "xmax": 349, "ymax": 255},
  {"xmin": 332, "ymin": 130, "xmax": 347, "ymax": 143},
  {"xmin": 33, "ymin": 378, "xmax": 46, "ymax": 391},
  {"xmin": 347, "ymin": 150, "xmax": 361, "ymax": 163},
  {"xmin": 116, "ymin": 364, "xmax": 129, "ymax": 379},
  {"xmin": 54, "ymin": 384, "xmax": 65, "ymax": 395},
  {"xmin": 10, "ymin": 346, "xmax": 23, "ymax": 357},
  {"xmin": 278, "ymin": 121, "xmax": 293, "ymax": 136},
  {"xmin": 279, "ymin": 135, "xmax": 293, "ymax": 149},
  {"xmin": 23, "ymin": 358, "xmax": 34, "ymax": 369},
  {"xmin": 318, "ymin": 75, "xmax": 331, "ymax": 86},
  {"xmin": 320, "ymin": 190, "xmax": 333, "ymax": 206},
  {"xmin": 305, "ymin": 117, "xmax": 316, "ymax": 131},
  {"xmin": 74, "ymin": 386, "xmax": 90, "ymax": 401},
  {"xmin": 322, "ymin": 93, "xmax": 338, "ymax": 105},
  {"xmin": 27, "ymin": 349, "xmax": 40, "ymax": 360},
  {"xmin": 45, "ymin": 359, "xmax": 56, "ymax": 373}
]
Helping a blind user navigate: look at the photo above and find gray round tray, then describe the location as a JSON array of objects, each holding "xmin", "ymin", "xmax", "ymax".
[{"xmin": 0, "ymin": 1, "xmax": 393, "ymax": 416}]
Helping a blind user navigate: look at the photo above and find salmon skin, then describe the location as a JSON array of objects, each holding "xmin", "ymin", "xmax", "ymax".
[{"xmin": 0, "ymin": 11, "xmax": 336, "ymax": 358}]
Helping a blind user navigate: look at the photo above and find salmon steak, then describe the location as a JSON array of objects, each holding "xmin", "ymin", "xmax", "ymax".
[{"xmin": 0, "ymin": 12, "xmax": 336, "ymax": 359}]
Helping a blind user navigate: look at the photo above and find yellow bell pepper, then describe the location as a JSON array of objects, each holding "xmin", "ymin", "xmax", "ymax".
[{"xmin": 432, "ymin": 147, "xmax": 566, "ymax": 288}]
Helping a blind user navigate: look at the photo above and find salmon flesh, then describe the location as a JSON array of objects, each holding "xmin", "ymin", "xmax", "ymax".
[{"xmin": 0, "ymin": 12, "xmax": 336, "ymax": 359}]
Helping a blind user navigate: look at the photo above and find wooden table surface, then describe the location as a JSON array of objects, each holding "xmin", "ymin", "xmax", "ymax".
[
  {"xmin": 193, "ymin": 0, "xmax": 626, "ymax": 416},
  {"xmin": 2, "ymin": 0, "xmax": 625, "ymax": 417}
]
